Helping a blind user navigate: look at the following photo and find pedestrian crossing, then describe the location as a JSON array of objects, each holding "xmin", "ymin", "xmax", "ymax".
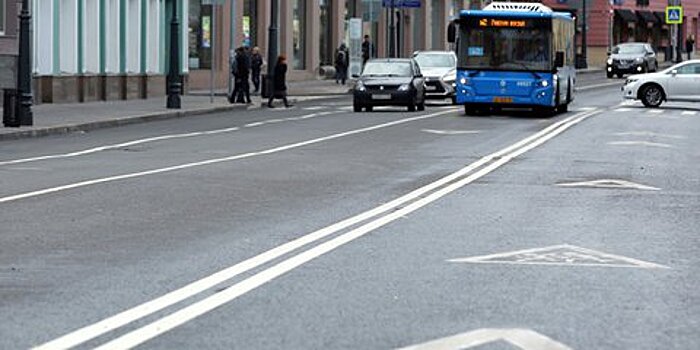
[{"xmin": 611, "ymin": 107, "xmax": 698, "ymax": 117}]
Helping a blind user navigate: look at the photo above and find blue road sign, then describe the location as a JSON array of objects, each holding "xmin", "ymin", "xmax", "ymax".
[
  {"xmin": 666, "ymin": 6, "xmax": 683, "ymax": 24},
  {"xmin": 382, "ymin": 0, "xmax": 421, "ymax": 8}
]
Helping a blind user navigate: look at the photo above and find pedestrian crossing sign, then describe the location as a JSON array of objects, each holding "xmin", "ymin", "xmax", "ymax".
[{"xmin": 666, "ymin": 6, "xmax": 683, "ymax": 24}]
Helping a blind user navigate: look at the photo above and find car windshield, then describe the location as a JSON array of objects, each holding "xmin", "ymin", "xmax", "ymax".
[
  {"xmin": 613, "ymin": 44, "xmax": 646, "ymax": 54},
  {"xmin": 414, "ymin": 54, "xmax": 456, "ymax": 68},
  {"xmin": 362, "ymin": 62, "xmax": 413, "ymax": 77}
]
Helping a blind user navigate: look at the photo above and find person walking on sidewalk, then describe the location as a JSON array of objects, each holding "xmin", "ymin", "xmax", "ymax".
[
  {"xmin": 362, "ymin": 35, "xmax": 374, "ymax": 67},
  {"xmin": 686, "ymin": 35, "xmax": 695, "ymax": 60},
  {"xmin": 334, "ymin": 43, "xmax": 349, "ymax": 85},
  {"xmin": 229, "ymin": 48, "xmax": 241, "ymax": 104},
  {"xmin": 235, "ymin": 46, "xmax": 252, "ymax": 104},
  {"xmin": 251, "ymin": 47, "xmax": 264, "ymax": 94},
  {"xmin": 267, "ymin": 55, "xmax": 292, "ymax": 108}
]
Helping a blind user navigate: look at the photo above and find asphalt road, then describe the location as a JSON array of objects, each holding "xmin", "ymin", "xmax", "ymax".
[{"xmin": 1, "ymin": 74, "xmax": 698, "ymax": 350}]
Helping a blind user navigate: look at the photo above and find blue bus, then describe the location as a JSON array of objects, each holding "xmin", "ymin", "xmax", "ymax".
[{"xmin": 449, "ymin": 3, "xmax": 576, "ymax": 115}]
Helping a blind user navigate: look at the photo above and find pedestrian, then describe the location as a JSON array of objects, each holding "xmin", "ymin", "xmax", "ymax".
[
  {"xmin": 251, "ymin": 47, "xmax": 264, "ymax": 94},
  {"xmin": 229, "ymin": 48, "xmax": 241, "ymax": 104},
  {"xmin": 235, "ymin": 46, "xmax": 252, "ymax": 104},
  {"xmin": 685, "ymin": 35, "xmax": 695, "ymax": 60},
  {"xmin": 267, "ymin": 55, "xmax": 292, "ymax": 108},
  {"xmin": 334, "ymin": 43, "xmax": 349, "ymax": 85},
  {"xmin": 362, "ymin": 35, "xmax": 374, "ymax": 66}
]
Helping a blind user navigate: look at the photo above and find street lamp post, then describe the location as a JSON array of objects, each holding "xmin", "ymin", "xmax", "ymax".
[
  {"xmin": 167, "ymin": 0, "xmax": 182, "ymax": 109},
  {"xmin": 266, "ymin": 0, "xmax": 280, "ymax": 98},
  {"xmin": 389, "ymin": 0, "xmax": 396, "ymax": 57},
  {"xmin": 580, "ymin": 0, "xmax": 588, "ymax": 68},
  {"xmin": 16, "ymin": 0, "xmax": 33, "ymax": 125}
]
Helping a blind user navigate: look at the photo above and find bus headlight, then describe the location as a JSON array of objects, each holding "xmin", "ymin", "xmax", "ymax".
[
  {"xmin": 459, "ymin": 77, "xmax": 468, "ymax": 85},
  {"xmin": 540, "ymin": 80, "xmax": 549, "ymax": 87}
]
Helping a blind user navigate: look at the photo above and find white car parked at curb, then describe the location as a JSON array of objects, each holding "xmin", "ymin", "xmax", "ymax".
[{"xmin": 622, "ymin": 59, "xmax": 700, "ymax": 107}]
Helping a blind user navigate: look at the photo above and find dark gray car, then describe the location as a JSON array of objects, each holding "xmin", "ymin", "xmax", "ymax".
[{"xmin": 606, "ymin": 43, "xmax": 658, "ymax": 78}]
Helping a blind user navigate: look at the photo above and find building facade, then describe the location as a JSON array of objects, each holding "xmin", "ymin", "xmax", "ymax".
[
  {"xmin": 541, "ymin": 0, "xmax": 700, "ymax": 67},
  {"xmin": 0, "ymin": 0, "xmax": 19, "ymax": 90}
]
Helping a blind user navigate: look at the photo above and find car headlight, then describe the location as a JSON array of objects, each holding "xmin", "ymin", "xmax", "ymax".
[
  {"xmin": 442, "ymin": 69, "xmax": 457, "ymax": 83},
  {"xmin": 635, "ymin": 57, "xmax": 644, "ymax": 63},
  {"xmin": 355, "ymin": 81, "xmax": 366, "ymax": 92},
  {"xmin": 398, "ymin": 84, "xmax": 411, "ymax": 91},
  {"xmin": 607, "ymin": 58, "xmax": 613, "ymax": 65},
  {"xmin": 625, "ymin": 78, "xmax": 638, "ymax": 85}
]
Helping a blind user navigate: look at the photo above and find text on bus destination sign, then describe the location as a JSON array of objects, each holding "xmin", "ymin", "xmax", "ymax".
[{"xmin": 479, "ymin": 18, "xmax": 527, "ymax": 27}]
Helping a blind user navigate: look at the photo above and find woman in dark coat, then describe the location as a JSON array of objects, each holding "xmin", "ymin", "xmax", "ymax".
[{"xmin": 267, "ymin": 55, "xmax": 292, "ymax": 108}]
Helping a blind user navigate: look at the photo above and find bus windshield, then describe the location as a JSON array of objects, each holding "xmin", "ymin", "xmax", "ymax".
[{"xmin": 458, "ymin": 26, "xmax": 552, "ymax": 71}]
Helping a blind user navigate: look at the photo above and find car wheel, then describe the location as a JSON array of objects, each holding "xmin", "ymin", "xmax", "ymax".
[
  {"xmin": 417, "ymin": 101, "xmax": 425, "ymax": 111},
  {"xmin": 616, "ymin": 73, "xmax": 624, "ymax": 78},
  {"xmin": 365, "ymin": 106, "xmax": 373, "ymax": 112},
  {"xmin": 640, "ymin": 84, "xmax": 665, "ymax": 108},
  {"xmin": 641, "ymin": 64, "xmax": 648, "ymax": 73},
  {"xmin": 464, "ymin": 104, "xmax": 485, "ymax": 116},
  {"xmin": 353, "ymin": 102, "xmax": 362, "ymax": 112},
  {"xmin": 607, "ymin": 72, "xmax": 614, "ymax": 79}
]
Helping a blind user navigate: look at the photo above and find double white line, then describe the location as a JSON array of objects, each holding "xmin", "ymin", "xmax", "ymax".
[{"xmin": 34, "ymin": 109, "xmax": 599, "ymax": 350}]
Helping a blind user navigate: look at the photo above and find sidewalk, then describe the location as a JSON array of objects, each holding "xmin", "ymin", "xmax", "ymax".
[
  {"xmin": 0, "ymin": 79, "xmax": 349, "ymax": 141},
  {"xmin": 189, "ymin": 78, "xmax": 352, "ymax": 97}
]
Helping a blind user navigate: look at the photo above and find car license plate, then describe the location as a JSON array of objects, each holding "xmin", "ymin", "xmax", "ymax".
[
  {"xmin": 426, "ymin": 86, "xmax": 437, "ymax": 91},
  {"xmin": 372, "ymin": 94, "xmax": 391, "ymax": 100},
  {"xmin": 493, "ymin": 97, "xmax": 513, "ymax": 103}
]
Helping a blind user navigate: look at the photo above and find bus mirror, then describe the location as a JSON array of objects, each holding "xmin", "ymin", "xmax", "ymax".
[
  {"xmin": 555, "ymin": 52, "xmax": 565, "ymax": 68},
  {"xmin": 447, "ymin": 21, "xmax": 456, "ymax": 44}
]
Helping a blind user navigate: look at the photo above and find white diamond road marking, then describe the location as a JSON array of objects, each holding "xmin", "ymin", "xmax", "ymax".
[
  {"xmin": 556, "ymin": 179, "xmax": 660, "ymax": 191},
  {"xmin": 398, "ymin": 328, "xmax": 572, "ymax": 350},
  {"xmin": 608, "ymin": 140, "xmax": 674, "ymax": 148},
  {"xmin": 448, "ymin": 244, "xmax": 669, "ymax": 269},
  {"xmin": 421, "ymin": 129, "xmax": 482, "ymax": 135}
]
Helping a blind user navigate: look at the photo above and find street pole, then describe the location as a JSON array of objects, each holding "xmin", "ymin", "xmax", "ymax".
[
  {"xmin": 389, "ymin": 0, "xmax": 396, "ymax": 58},
  {"xmin": 580, "ymin": 0, "xmax": 588, "ymax": 68},
  {"xmin": 167, "ymin": 0, "xmax": 182, "ymax": 109},
  {"xmin": 16, "ymin": 0, "xmax": 33, "ymax": 125},
  {"xmin": 210, "ymin": 5, "xmax": 216, "ymax": 103},
  {"xmin": 266, "ymin": 0, "xmax": 280, "ymax": 98}
]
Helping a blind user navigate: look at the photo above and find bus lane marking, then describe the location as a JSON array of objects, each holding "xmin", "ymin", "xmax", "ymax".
[{"xmin": 398, "ymin": 328, "xmax": 572, "ymax": 350}]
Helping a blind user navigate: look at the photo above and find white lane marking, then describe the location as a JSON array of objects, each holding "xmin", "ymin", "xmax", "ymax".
[
  {"xmin": 556, "ymin": 179, "xmax": 660, "ymax": 191},
  {"xmin": 303, "ymin": 106, "xmax": 326, "ymax": 110},
  {"xmin": 608, "ymin": 140, "xmax": 674, "ymax": 148},
  {"xmin": 614, "ymin": 108, "xmax": 632, "ymax": 112},
  {"xmin": 576, "ymin": 81, "xmax": 622, "ymax": 91},
  {"xmin": 398, "ymin": 328, "xmax": 573, "ymax": 350},
  {"xmin": 421, "ymin": 129, "xmax": 482, "ymax": 135},
  {"xmin": 449, "ymin": 244, "xmax": 668, "ymax": 269},
  {"xmin": 2, "ymin": 109, "xmax": 455, "ymax": 206},
  {"xmin": 0, "ymin": 112, "xmax": 341, "ymax": 167},
  {"xmin": 681, "ymin": 111, "xmax": 697, "ymax": 116},
  {"xmin": 647, "ymin": 109, "xmax": 664, "ymax": 114},
  {"xmin": 84, "ymin": 110, "xmax": 600, "ymax": 350},
  {"xmin": 614, "ymin": 131, "xmax": 686, "ymax": 139},
  {"xmin": 36, "ymin": 110, "xmax": 599, "ymax": 350},
  {"xmin": 576, "ymin": 107, "xmax": 596, "ymax": 111}
]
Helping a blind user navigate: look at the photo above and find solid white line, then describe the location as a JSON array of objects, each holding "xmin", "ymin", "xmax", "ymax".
[
  {"xmin": 91, "ymin": 110, "xmax": 599, "ymax": 349},
  {"xmin": 614, "ymin": 108, "xmax": 632, "ymax": 112},
  {"xmin": 613, "ymin": 131, "xmax": 685, "ymax": 139},
  {"xmin": 34, "ymin": 109, "xmax": 596, "ymax": 350},
  {"xmin": 0, "ymin": 112, "xmax": 344, "ymax": 167},
  {"xmin": 3, "ymin": 110, "xmax": 456, "ymax": 205},
  {"xmin": 421, "ymin": 129, "xmax": 481, "ymax": 135}
]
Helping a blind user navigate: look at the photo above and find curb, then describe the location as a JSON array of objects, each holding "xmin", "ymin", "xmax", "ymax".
[{"xmin": 0, "ymin": 104, "xmax": 245, "ymax": 142}]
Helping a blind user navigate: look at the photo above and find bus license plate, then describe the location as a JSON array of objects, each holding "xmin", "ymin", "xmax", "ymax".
[
  {"xmin": 372, "ymin": 94, "xmax": 391, "ymax": 100},
  {"xmin": 493, "ymin": 97, "xmax": 513, "ymax": 103}
]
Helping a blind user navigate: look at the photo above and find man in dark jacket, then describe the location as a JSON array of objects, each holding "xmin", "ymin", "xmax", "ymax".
[
  {"xmin": 267, "ymin": 55, "xmax": 292, "ymax": 108},
  {"xmin": 686, "ymin": 35, "xmax": 695, "ymax": 60},
  {"xmin": 235, "ymin": 47, "xmax": 252, "ymax": 104},
  {"xmin": 334, "ymin": 43, "xmax": 349, "ymax": 85},
  {"xmin": 362, "ymin": 35, "xmax": 374, "ymax": 66},
  {"xmin": 251, "ymin": 47, "xmax": 264, "ymax": 93}
]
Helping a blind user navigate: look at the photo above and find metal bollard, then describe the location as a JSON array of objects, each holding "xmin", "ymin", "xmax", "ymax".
[{"xmin": 3, "ymin": 89, "xmax": 20, "ymax": 128}]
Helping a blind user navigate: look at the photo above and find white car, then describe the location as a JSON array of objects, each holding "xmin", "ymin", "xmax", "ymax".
[
  {"xmin": 412, "ymin": 51, "xmax": 457, "ymax": 103},
  {"xmin": 622, "ymin": 59, "xmax": 700, "ymax": 107}
]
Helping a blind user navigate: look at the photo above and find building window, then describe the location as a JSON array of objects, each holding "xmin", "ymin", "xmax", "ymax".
[
  {"xmin": 292, "ymin": 0, "xmax": 306, "ymax": 70},
  {"xmin": 188, "ymin": 0, "xmax": 212, "ymax": 69},
  {"xmin": 0, "ymin": 0, "xmax": 5, "ymax": 35},
  {"xmin": 243, "ymin": 0, "xmax": 257, "ymax": 47}
]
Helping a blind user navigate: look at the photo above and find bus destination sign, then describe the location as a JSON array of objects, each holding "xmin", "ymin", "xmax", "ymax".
[{"xmin": 478, "ymin": 18, "xmax": 527, "ymax": 28}]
